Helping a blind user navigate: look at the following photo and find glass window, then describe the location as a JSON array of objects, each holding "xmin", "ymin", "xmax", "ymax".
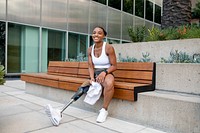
[
  {"xmin": 68, "ymin": 33, "xmax": 88, "ymax": 59},
  {"xmin": 7, "ymin": 23, "xmax": 39, "ymax": 73},
  {"xmin": 145, "ymin": 0, "xmax": 153, "ymax": 21},
  {"xmin": 135, "ymin": 0, "xmax": 144, "ymax": 18},
  {"xmin": 155, "ymin": 4, "xmax": 161, "ymax": 24},
  {"xmin": 122, "ymin": 40, "xmax": 131, "ymax": 43},
  {"xmin": 107, "ymin": 38, "xmax": 120, "ymax": 44},
  {"xmin": 123, "ymin": 0, "xmax": 133, "ymax": 14},
  {"xmin": 41, "ymin": 29, "xmax": 65, "ymax": 72},
  {"xmin": 48, "ymin": 30, "xmax": 66, "ymax": 61},
  {"xmin": 108, "ymin": 0, "xmax": 121, "ymax": 10},
  {"xmin": 0, "ymin": 22, "xmax": 5, "ymax": 67},
  {"xmin": 92, "ymin": 0, "xmax": 107, "ymax": 5}
]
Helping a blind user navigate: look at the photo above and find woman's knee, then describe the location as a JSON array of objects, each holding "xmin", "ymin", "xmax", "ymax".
[{"xmin": 103, "ymin": 76, "xmax": 114, "ymax": 91}]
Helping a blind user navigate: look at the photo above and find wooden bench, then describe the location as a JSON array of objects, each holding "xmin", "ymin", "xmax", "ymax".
[{"xmin": 21, "ymin": 61, "xmax": 156, "ymax": 101}]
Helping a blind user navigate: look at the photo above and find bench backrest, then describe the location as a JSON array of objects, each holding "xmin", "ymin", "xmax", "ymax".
[
  {"xmin": 77, "ymin": 62, "xmax": 90, "ymax": 78},
  {"xmin": 48, "ymin": 61, "xmax": 79, "ymax": 77},
  {"xmin": 47, "ymin": 61, "xmax": 155, "ymax": 86},
  {"xmin": 114, "ymin": 62, "xmax": 155, "ymax": 84},
  {"xmin": 77, "ymin": 62, "xmax": 155, "ymax": 85}
]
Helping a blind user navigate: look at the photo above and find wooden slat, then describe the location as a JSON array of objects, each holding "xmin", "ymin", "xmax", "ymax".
[
  {"xmin": 114, "ymin": 82, "xmax": 150, "ymax": 90},
  {"xmin": 21, "ymin": 75, "xmax": 58, "ymax": 88},
  {"xmin": 115, "ymin": 78, "xmax": 152, "ymax": 84},
  {"xmin": 113, "ymin": 70, "xmax": 153, "ymax": 80},
  {"xmin": 117, "ymin": 62, "xmax": 154, "ymax": 71},
  {"xmin": 78, "ymin": 62, "xmax": 88, "ymax": 68},
  {"xmin": 21, "ymin": 61, "xmax": 155, "ymax": 102},
  {"xmin": 48, "ymin": 61, "xmax": 79, "ymax": 67},
  {"xmin": 113, "ymin": 89, "xmax": 134, "ymax": 101},
  {"xmin": 59, "ymin": 81, "xmax": 81, "ymax": 91}
]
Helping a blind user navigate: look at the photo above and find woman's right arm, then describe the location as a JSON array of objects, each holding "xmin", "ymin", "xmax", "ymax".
[{"xmin": 87, "ymin": 47, "xmax": 95, "ymax": 83}]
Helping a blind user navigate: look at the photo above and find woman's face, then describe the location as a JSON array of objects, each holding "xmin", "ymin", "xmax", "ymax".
[{"xmin": 92, "ymin": 27, "xmax": 105, "ymax": 43}]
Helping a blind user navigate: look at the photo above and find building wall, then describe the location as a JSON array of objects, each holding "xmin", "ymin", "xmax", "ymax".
[{"xmin": 0, "ymin": 0, "xmax": 162, "ymax": 74}]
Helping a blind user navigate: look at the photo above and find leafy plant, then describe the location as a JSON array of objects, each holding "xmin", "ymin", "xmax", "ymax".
[
  {"xmin": 160, "ymin": 50, "xmax": 199, "ymax": 63},
  {"xmin": 0, "ymin": 65, "xmax": 5, "ymax": 85},
  {"xmin": 66, "ymin": 52, "xmax": 88, "ymax": 62},
  {"xmin": 128, "ymin": 26, "xmax": 146, "ymax": 42},
  {"xmin": 140, "ymin": 52, "xmax": 151, "ymax": 62},
  {"xmin": 118, "ymin": 52, "xmax": 151, "ymax": 62},
  {"xmin": 128, "ymin": 24, "xmax": 200, "ymax": 42},
  {"xmin": 192, "ymin": 0, "xmax": 200, "ymax": 19}
]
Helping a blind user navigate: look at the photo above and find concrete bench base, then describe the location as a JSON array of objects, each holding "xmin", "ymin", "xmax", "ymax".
[{"xmin": 26, "ymin": 83, "xmax": 200, "ymax": 133}]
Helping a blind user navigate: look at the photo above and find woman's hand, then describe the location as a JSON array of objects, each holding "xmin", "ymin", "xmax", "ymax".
[
  {"xmin": 96, "ymin": 71, "xmax": 106, "ymax": 83},
  {"xmin": 90, "ymin": 78, "xmax": 95, "ymax": 84}
]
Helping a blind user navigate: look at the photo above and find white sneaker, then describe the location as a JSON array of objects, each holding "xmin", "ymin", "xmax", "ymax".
[
  {"xmin": 96, "ymin": 108, "xmax": 108, "ymax": 123},
  {"xmin": 45, "ymin": 104, "xmax": 62, "ymax": 126}
]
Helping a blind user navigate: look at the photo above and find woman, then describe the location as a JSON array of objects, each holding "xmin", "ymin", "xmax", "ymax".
[
  {"xmin": 45, "ymin": 27, "xmax": 117, "ymax": 125},
  {"xmin": 88, "ymin": 26, "xmax": 117, "ymax": 123}
]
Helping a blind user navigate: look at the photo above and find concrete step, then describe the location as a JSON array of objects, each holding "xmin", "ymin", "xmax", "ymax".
[{"xmin": 26, "ymin": 83, "xmax": 200, "ymax": 133}]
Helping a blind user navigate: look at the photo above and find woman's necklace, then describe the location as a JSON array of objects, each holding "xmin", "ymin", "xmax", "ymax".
[{"xmin": 94, "ymin": 45, "xmax": 102, "ymax": 57}]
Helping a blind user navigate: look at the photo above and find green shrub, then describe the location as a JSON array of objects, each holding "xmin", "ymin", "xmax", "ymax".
[
  {"xmin": 160, "ymin": 50, "xmax": 199, "ymax": 63},
  {"xmin": 118, "ymin": 52, "xmax": 151, "ymax": 62},
  {"xmin": 0, "ymin": 65, "xmax": 5, "ymax": 85},
  {"xmin": 192, "ymin": 0, "xmax": 200, "ymax": 19},
  {"xmin": 128, "ymin": 26, "xmax": 146, "ymax": 42},
  {"xmin": 128, "ymin": 24, "xmax": 200, "ymax": 42}
]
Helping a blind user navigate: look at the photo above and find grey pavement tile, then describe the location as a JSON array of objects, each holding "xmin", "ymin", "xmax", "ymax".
[
  {"xmin": 15, "ymin": 93, "xmax": 63, "ymax": 107},
  {"xmin": 138, "ymin": 127, "xmax": 167, "ymax": 133},
  {"xmin": 31, "ymin": 120, "xmax": 118, "ymax": 133},
  {"xmin": 0, "ymin": 92, "xmax": 7, "ymax": 97},
  {"xmin": 0, "ymin": 104, "xmax": 32, "ymax": 117},
  {"xmin": 62, "ymin": 106, "xmax": 97, "ymax": 119},
  {"xmin": 0, "ymin": 95, "xmax": 30, "ymax": 107},
  {"xmin": 4, "ymin": 90, "xmax": 26, "ymax": 96},
  {"xmin": 31, "ymin": 120, "xmax": 117, "ymax": 133},
  {"xmin": 85, "ymin": 116, "xmax": 145, "ymax": 133},
  {"xmin": 22, "ymin": 102, "xmax": 44, "ymax": 111},
  {"xmin": 4, "ymin": 80, "xmax": 25, "ymax": 90},
  {"xmin": 0, "ymin": 111, "xmax": 75, "ymax": 133},
  {"xmin": 0, "ymin": 85, "xmax": 20, "ymax": 92}
]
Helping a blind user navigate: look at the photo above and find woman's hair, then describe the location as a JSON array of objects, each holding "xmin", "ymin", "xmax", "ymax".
[{"xmin": 95, "ymin": 26, "xmax": 107, "ymax": 36}]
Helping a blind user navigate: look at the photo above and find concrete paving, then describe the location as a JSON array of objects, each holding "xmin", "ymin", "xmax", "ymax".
[{"xmin": 0, "ymin": 80, "xmax": 167, "ymax": 133}]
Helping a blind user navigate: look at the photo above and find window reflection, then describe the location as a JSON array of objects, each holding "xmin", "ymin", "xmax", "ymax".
[
  {"xmin": 155, "ymin": 4, "xmax": 161, "ymax": 24},
  {"xmin": 68, "ymin": 33, "xmax": 87, "ymax": 59},
  {"xmin": 107, "ymin": 38, "xmax": 120, "ymax": 44},
  {"xmin": 123, "ymin": 0, "xmax": 133, "ymax": 14},
  {"xmin": 145, "ymin": 0, "xmax": 153, "ymax": 21},
  {"xmin": 92, "ymin": 0, "xmax": 107, "ymax": 5},
  {"xmin": 48, "ymin": 30, "xmax": 65, "ymax": 62},
  {"xmin": 8, "ymin": 23, "xmax": 40, "ymax": 73},
  {"xmin": 0, "ymin": 22, "xmax": 5, "ymax": 67},
  {"xmin": 135, "ymin": 0, "xmax": 144, "ymax": 18},
  {"xmin": 108, "ymin": 0, "xmax": 121, "ymax": 10}
]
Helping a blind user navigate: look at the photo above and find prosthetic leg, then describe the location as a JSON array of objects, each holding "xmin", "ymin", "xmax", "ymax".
[
  {"xmin": 45, "ymin": 81, "xmax": 90, "ymax": 126},
  {"xmin": 60, "ymin": 85, "xmax": 89, "ymax": 115}
]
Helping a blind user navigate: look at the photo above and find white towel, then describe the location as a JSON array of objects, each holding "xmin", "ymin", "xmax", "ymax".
[{"xmin": 84, "ymin": 81, "xmax": 102, "ymax": 105}]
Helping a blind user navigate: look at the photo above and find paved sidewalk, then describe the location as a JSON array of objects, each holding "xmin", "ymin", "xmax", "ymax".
[{"xmin": 0, "ymin": 80, "xmax": 167, "ymax": 133}]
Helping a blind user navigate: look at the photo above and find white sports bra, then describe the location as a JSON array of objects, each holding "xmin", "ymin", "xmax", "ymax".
[{"xmin": 91, "ymin": 42, "xmax": 111, "ymax": 68}]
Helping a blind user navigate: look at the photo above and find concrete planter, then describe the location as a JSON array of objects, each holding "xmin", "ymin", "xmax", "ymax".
[
  {"xmin": 112, "ymin": 38, "xmax": 200, "ymax": 63},
  {"xmin": 112, "ymin": 39, "xmax": 200, "ymax": 95},
  {"xmin": 156, "ymin": 63, "xmax": 200, "ymax": 95}
]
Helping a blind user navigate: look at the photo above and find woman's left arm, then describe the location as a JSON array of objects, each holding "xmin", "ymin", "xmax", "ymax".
[{"xmin": 106, "ymin": 44, "xmax": 117, "ymax": 74}]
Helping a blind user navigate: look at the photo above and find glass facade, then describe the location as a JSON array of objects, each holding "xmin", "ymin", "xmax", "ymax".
[
  {"xmin": 123, "ymin": 0, "xmax": 134, "ymax": 14},
  {"xmin": 135, "ymin": 0, "xmax": 144, "ymax": 18},
  {"xmin": 146, "ymin": 0, "xmax": 153, "ymax": 21},
  {"xmin": 0, "ymin": 22, "xmax": 5, "ymax": 66},
  {"xmin": 7, "ymin": 24, "xmax": 39, "ymax": 73},
  {"xmin": 108, "ymin": 0, "xmax": 121, "ymax": 10},
  {"xmin": 68, "ymin": 33, "xmax": 88, "ymax": 59},
  {"xmin": 0, "ymin": 0, "xmax": 162, "ymax": 74}
]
